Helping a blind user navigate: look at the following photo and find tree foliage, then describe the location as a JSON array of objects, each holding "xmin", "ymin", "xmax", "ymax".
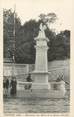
[
  {"xmin": 3, "ymin": 9, "xmax": 21, "ymax": 59},
  {"xmin": 3, "ymin": 9, "xmax": 70, "ymax": 63}
]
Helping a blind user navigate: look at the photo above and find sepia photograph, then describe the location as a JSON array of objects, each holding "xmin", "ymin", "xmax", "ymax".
[{"xmin": 2, "ymin": 0, "xmax": 72, "ymax": 116}]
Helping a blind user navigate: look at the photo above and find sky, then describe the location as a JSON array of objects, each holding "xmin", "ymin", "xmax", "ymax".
[{"xmin": 2, "ymin": 0, "xmax": 72, "ymax": 32}]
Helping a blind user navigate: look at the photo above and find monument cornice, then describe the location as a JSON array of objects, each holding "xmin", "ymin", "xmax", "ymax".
[
  {"xmin": 35, "ymin": 45, "xmax": 49, "ymax": 50},
  {"xmin": 35, "ymin": 37, "xmax": 49, "ymax": 42}
]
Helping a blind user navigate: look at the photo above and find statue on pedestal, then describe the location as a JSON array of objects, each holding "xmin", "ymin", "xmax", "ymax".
[
  {"xmin": 39, "ymin": 23, "xmax": 46, "ymax": 32},
  {"xmin": 35, "ymin": 23, "xmax": 48, "ymax": 41}
]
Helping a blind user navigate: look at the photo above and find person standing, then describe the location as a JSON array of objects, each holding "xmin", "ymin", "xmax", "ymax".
[
  {"xmin": 26, "ymin": 74, "xmax": 32, "ymax": 82},
  {"xmin": 3, "ymin": 79, "xmax": 6, "ymax": 96},
  {"xmin": 10, "ymin": 77, "xmax": 17, "ymax": 96},
  {"xmin": 3, "ymin": 77, "xmax": 9, "ymax": 96}
]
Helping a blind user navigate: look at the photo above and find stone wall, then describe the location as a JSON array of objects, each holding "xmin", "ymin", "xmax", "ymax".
[
  {"xmin": 48, "ymin": 59, "xmax": 70, "ymax": 81},
  {"xmin": 3, "ymin": 63, "xmax": 29, "ymax": 81},
  {"xmin": 3, "ymin": 59, "xmax": 70, "ymax": 83},
  {"xmin": 29, "ymin": 59, "xmax": 70, "ymax": 83}
]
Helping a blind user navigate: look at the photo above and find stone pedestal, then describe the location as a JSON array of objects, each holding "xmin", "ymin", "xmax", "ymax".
[
  {"xmin": 31, "ymin": 72, "xmax": 50, "ymax": 91},
  {"xmin": 31, "ymin": 23, "xmax": 50, "ymax": 97},
  {"xmin": 30, "ymin": 23, "xmax": 66, "ymax": 98}
]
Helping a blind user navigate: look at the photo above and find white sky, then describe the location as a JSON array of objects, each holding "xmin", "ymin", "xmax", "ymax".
[{"xmin": 2, "ymin": 0, "xmax": 72, "ymax": 32}]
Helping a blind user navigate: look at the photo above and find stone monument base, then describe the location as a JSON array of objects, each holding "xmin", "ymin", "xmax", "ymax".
[
  {"xmin": 30, "ymin": 89, "xmax": 66, "ymax": 98},
  {"xmin": 31, "ymin": 83, "xmax": 50, "ymax": 89},
  {"xmin": 31, "ymin": 89, "xmax": 50, "ymax": 98},
  {"xmin": 31, "ymin": 83, "xmax": 50, "ymax": 98},
  {"xmin": 30, "ymin": 81, "xmax": 66, "ymax": 98},
  {"xmin": 7, "ymin": 81, "xmax": 66, "ymax": 99}
]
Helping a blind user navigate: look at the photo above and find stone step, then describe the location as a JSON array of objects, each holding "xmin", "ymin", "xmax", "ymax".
[{"xmin": 5, "ymin": 89, "xmax": 67, "ymax": 99}]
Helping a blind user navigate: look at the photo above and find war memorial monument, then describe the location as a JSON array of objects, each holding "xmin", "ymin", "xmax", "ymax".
[{"xmin": 16, "ymin": 22, "xmax": 66, "ymax": 98}]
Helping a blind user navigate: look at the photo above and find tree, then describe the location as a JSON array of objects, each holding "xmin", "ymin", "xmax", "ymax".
[
  {"xmin": 39, "ymin": 13, "xmax": 57, "ymax": 30},
  {"xmin": 39, "ymin": 13, "xmax": 70, "ymax": 61},
  {"xmin": 3, "ymin": 10, "xmax": 70, "ymax": 63},
  {"xmin": 3, "ymin": 9, "xmax": 21, "ymax": 59},
  {"xmin": 15, "ymin": 19, "xmax": 57, "ymax": 63},
  {"xmin": 48, "ymin": 30, "xmax": 70, "ymax": 61},
  {"xmin": 15, "ymin": 20, "xmax": 40, "ymax": 63}
]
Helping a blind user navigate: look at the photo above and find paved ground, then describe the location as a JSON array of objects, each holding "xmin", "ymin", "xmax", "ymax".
[{"xmin": 3, "ymin": 90, "xmax": 70, "ymax": 114}]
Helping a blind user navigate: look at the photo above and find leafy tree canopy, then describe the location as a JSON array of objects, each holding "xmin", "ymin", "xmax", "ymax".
[{"xmin": 3, "ymin": 9, "xmax": 70, "ymax": 63}]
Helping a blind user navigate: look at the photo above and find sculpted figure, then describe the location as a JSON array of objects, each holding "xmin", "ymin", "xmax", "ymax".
[{"xmin": 40, "ymin": 23, "xmax": 46, "ymax": 32}]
